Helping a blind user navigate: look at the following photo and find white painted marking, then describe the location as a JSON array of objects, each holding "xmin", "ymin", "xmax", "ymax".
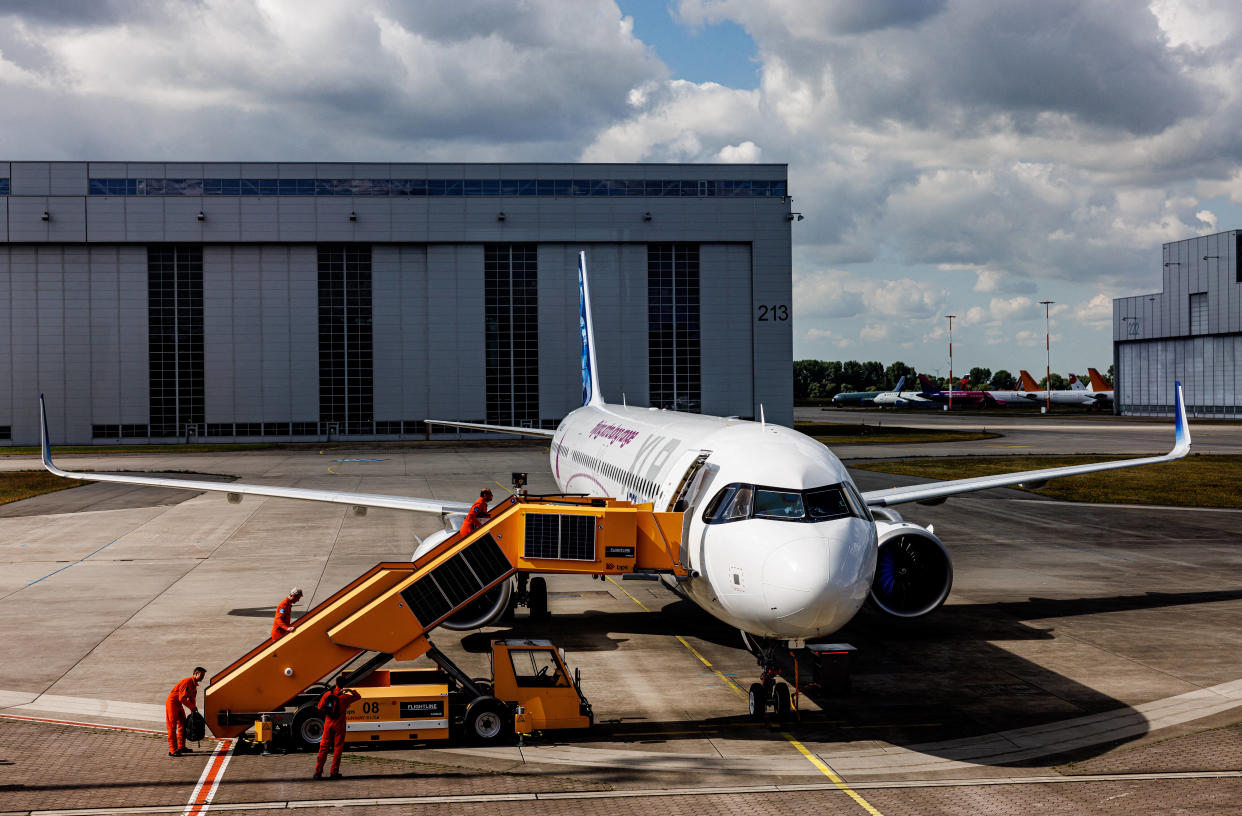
[
  {"xmin": 182, "ymin": 738, "xmax": 234, "ymax": 816},
  {"xmin": 345, "ymin": 719, "xmax": 448, "ymax": 732}
]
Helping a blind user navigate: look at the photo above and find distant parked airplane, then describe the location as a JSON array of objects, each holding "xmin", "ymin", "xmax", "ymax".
[
  {"xmin": 917, "ymin": 375, "xmax": 1005, "ymax": 407},
  {"xmin": 871, "ymin": 376, "xmax": 934, "ymax": 406},
  {"xmin": 1019, "ymin": 370, "xmax": 1112, "ymax": 408}
]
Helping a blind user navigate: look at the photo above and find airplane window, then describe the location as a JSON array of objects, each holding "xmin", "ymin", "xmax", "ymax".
[
  {"xmin": 725, "ymin": 486, "xmax": 754, "ymax": 519},
  {"xmin": 702, "ymin": 486, "xmax": 735, "ymax": 521},
  {"xmin": 842, "ymin": 483, "xmax": 873, "ymax": 521},
  {"xmin": 805, "ymin": 486, "xmax": 851, "ymax": 521},
  {"xmin": 754, "ymin": 489, "xmax": 804, "ymax": 520}
]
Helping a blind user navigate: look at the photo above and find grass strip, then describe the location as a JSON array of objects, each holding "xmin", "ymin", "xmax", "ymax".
[
  {"xmin": 797, "ymin": 423, "xmax": 1000, "ymax": 445},
  {"xmin": 0, "ymin": 471, "xmax": 85, "ymax": 505},
  {"xmin": 851, "ymin": 454, "xmax": 1242, "ymax": 508}
]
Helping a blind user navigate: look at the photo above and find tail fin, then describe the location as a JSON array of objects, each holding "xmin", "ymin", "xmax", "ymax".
[
  {"xmin": 1088, "ymin": 367, "xmax": 1111, "ymax": 391},
  {"xmin": 578, "ymin": 250, "xmax": 604, "ymax": 407},
  {"xmin": 918, "ymin": 374, "xmax": 939, "ymax": 393},
  {"xmin": 893, "ymin": 375, "xmax": 906, "ymax": 393},
  {"xmin": 1069, "ymin": 374, "xmax": 1085, "ymax": 390},
  {"xmin": 1019, "ymin": 370, "xmax": 1041, "ymax": 391}
]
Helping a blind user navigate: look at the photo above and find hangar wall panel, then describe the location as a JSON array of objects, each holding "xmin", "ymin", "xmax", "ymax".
[{"xmin": 1, "ymin": 161, "xmax": 791, "ymax": 444}]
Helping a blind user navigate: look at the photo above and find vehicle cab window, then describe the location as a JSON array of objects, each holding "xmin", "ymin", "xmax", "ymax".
[{"xmin": 509, "ymin": 649, "xmax": 568, "ymax": 688}]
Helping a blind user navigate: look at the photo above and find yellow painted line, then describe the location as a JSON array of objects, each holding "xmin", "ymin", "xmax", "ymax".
[
  {"xmin": 607, "ymin": 578, "xmax": 886, "ymax": 816},
  {"xmin": 606, "ymin": 577, "xmax": 746, "ymax": 698},
  {"xmin": 783, "ymin": 732, "xmax": 885, "ymax": 816}
]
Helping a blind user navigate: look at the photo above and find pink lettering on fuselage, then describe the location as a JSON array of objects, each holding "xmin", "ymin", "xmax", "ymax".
[{"xmin": 588, "ymin": 422, "xmax": 640, "ymax": 448}]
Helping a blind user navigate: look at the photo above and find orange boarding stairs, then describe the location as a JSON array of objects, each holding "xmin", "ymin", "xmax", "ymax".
[{"xmin": 205, "ymin": 496, "xmax": 687, "ymax": 738}]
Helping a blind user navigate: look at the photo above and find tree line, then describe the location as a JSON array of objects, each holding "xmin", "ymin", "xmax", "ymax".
[{"xmin": 793, "ymin": 360, "xmax": 1114, "ymax": 400}]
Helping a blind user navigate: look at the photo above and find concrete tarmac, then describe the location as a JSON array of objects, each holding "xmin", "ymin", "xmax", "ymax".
[{"xmin": 1, "ymin": 426, "xmax": 1240, "ymax": 814}]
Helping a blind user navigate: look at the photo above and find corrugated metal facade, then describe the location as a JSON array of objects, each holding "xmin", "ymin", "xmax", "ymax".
[
  {"xmin": 0, "ymin": 161, "xmax": 792, "ymax": 445},
  {"xmin": 1113, "ymin": 230, "xmax": 1242, "ymax": 417}
]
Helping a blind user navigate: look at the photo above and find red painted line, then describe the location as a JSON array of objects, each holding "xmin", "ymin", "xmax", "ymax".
[
  {"xmin": 183, "ymin": 738, "xmax": 235, "ymax": 816},
  {"xmin": 0, "ymin": 710, "xmax": 229, "ymax": 741},
  {"xmin": 0, "ymin": 711, "xmax": 164, "ymax": 735}
]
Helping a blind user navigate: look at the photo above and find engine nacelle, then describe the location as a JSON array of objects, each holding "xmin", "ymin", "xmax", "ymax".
[
  {"xmin": 411, "ymin": 529, "xmax": 512, "ymax": 630},
  {"xmin": 867, "ymin": 520, "xmax": 953, "ymax": 619}
]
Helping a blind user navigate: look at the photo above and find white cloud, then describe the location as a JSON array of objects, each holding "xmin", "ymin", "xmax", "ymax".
[{"xmin": 716, "ymin": 140, "xmax": 761, "ymax": 162}]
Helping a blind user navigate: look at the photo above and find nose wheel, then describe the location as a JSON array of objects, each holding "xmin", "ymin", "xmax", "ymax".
[{"xmin": 741, "ymin": 632, "xmax": 805, "ymax": 722}]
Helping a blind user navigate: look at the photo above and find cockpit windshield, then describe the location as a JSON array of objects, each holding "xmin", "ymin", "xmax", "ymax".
[{"xmin": 703, "ymin": 482, "xmax": 871, "ymax": 524}]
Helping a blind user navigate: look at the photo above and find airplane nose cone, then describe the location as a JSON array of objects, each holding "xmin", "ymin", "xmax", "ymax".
[{"xmin": 762, "ymin": 536, "xmax": 832, "ymax": 608}]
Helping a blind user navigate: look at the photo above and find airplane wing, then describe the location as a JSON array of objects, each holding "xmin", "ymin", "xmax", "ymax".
[
  {"xmin": 39, "ymin": 397, "xmax": 473, "ymax": 516},
  {"xmin": 424, "ymin": 419, "xmax": 556, "ymax": 439},
  {"xmin": 862, "ymin": 382, "xmax": 1191, "ymax": 508}
]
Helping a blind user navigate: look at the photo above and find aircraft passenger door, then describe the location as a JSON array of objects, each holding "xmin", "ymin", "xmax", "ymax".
[{"xmin": 665, "ymin": 450, "xmax": 712, "ymax": 566}]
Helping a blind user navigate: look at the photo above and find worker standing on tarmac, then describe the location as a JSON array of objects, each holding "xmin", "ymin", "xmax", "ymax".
[
  {"xmin": 166, "ymin": 667, "xmax": 205, "ymax": 757},
  {"xmin": 271, "ymin": 587, "xmax": 303, "ymax": 641},
  {"xmin": 460, "ymin": 489, "xmax": 493, "ymax": 536},
  {"xmin": 313, "ymin": 677, "xmax": 362, "ymax": 780}
]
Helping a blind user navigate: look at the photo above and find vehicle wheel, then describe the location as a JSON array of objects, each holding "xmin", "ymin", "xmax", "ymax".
[
  {"xmin": 529, "ymin": 576, "xmax": 549, "ymax": 620},
  {"xmin": 772, "ymin": 683, "xmax": 792, "ymax": 720},
  {"xmin": 748, "ymin": 683, "xmax": 767, "ymax": 720},
  {"xmin": 464, "ymin": 697, "xmax": 512, "ymax": 745},
  {"xmin": 291, "ymin": 703, "xmax": 325, "ymax": 751}
]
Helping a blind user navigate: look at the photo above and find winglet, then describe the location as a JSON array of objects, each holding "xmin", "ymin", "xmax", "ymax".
[
  {"xmin": 1173, "ymin": 380, "xmax": 1191, "ymax": 456},
  {"xmin": 893, "ymin": 375, "xmax": 905, "ymax": 394},
  {"xmin": 578, "ymin": 250, "xmax": 604, "ymax": 407},
  {"xmin": 39, "ymin": 394, "xmax": 68, "ymax": 478}
]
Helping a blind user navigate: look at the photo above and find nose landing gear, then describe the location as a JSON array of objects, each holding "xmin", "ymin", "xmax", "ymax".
[{"xmin": 742, "ymin": 631, "xmax": 854, "ymax": 722}]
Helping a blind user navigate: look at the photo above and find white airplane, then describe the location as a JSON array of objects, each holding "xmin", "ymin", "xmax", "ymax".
[
  {"xmin": 1019, "ymin": 370, "xmax": 1111, "ymax": 408},
  {"xmin": 870, "ymin": 376, "xmax": 933, "ymax": 406},
  {"xmin": 38, "ymin": 251, "xmax": 1191, "ymax": 713}
]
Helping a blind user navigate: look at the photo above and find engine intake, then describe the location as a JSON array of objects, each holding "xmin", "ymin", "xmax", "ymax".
[
  {"xmin": 412, "ymin": 528, "xmax": 512, "ymax": 630},
  {"xmin": 868, "ymin": 521, "xmax": 953, "ymax": 619}
]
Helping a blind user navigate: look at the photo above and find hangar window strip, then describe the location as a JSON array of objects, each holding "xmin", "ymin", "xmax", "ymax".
[
  {"xmin": 147, "ymin": 245, "xmax": 204, "ymax": 438},
  {"xmin": 485, "ymin": 244, "xmax": 539, "ymax": 427},
  {"xmin": 649, "ymin": 243, "xmax": 702, "ymax": 413},
  {"xmin": 0, "ymin": 426, "xmax": 10, "ymax": 440},
  {"xmin": 92, "ymin": 420, "xmax": 430, "ymax": 440},
  {"xmin": 0, "ymin": 179, "xmax": 8, "ymax": 195},
  {"xmin": 85, "ymin": 178, "xmax": 786, "ymax": 198},
  {"xmin": 318, "ymin": 245, "xmax": 374, "ymax": 436}
]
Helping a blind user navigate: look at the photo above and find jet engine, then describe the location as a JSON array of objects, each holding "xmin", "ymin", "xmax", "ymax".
[
  {"xmin": 411, "ymin": 529, "xmax": 512, "ymax": 630},
  {"xmin": 867, "ymin": 519, "xmax": 953, "ymax": 619}
]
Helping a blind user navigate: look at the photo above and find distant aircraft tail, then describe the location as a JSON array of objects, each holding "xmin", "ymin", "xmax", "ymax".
[
  {"xmin": 893, "ymin": 375, "xmax": 906, "ymax": 393},
  {"xmin": 578, "ymin": 250, "xmax": 604, "ymax": 407},
  {"xmin": 918, "ymin": 374, "xmax": 940, "ymax": 393},
  {"xmin": 1087, "ymin": 367, "xmax": 1112, "ymax": 392},
  {"xmin": 1019, "ymin": 370, "xmax": 1041, "ymax": 391},
  {"xmin": 1069, "ymin": 374, "xmax": 1086, "ymax": 390}
]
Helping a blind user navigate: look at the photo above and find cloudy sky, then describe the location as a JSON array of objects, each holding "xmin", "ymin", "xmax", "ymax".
[{"xmin": 2, "ymin": 0, "xmax": 1240, "ymax": 379}]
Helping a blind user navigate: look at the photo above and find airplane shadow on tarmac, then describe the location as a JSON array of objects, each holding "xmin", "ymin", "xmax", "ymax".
[{"xmin": 461, "ymin": 586, "xmax": 1242, "ymax": 770}]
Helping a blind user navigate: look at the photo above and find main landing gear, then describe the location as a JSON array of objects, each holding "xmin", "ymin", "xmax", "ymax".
[{"xmin": 506, "ymin": 573, "xmax": 550, "ymax": 621}]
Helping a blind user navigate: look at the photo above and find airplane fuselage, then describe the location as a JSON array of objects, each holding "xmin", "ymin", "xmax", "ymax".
[{"xmin": 550, "ymin": 403, "xmax": 877, "ymax": 640}]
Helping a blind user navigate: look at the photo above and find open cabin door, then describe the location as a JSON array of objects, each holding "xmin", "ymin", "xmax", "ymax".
[{"xmin": 665, "ymin": 450, "xmax": 712, "ymax": 567}]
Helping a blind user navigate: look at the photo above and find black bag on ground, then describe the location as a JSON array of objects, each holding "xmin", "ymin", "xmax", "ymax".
[{"xmin": 185, "ymin": 710, "xmax": 206, "ymax": 742}]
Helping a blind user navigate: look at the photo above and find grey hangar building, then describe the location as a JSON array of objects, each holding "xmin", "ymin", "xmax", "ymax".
[
  {"xmin": 0, "ymin": 162, "xmax": 793, "ymax": 446},
  {"xmin": 1113, "ymin": 229, "xmax": 1242, "ymax": 417}
]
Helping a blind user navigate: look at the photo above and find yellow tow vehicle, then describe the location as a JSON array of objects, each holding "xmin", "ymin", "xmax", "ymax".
[{"xmin": 251, "ymin": 639, "xmax": 591, "ymax": 749}]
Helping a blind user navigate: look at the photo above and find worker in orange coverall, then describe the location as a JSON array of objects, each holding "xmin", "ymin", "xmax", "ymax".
[
  {"xmin": 460, "ymin": 489, "xmax": 493, "ymax": 536},
  {"xmin": 166, "ymin": 667, "xmax": 206, "ymax": 756},
  {"xmin": 271, "ymin": 587, "xmax": 303, "ymax": 641},
  {"xmin": 313, "ymin": 677, "xmax": 362, "ymax": 779}
]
